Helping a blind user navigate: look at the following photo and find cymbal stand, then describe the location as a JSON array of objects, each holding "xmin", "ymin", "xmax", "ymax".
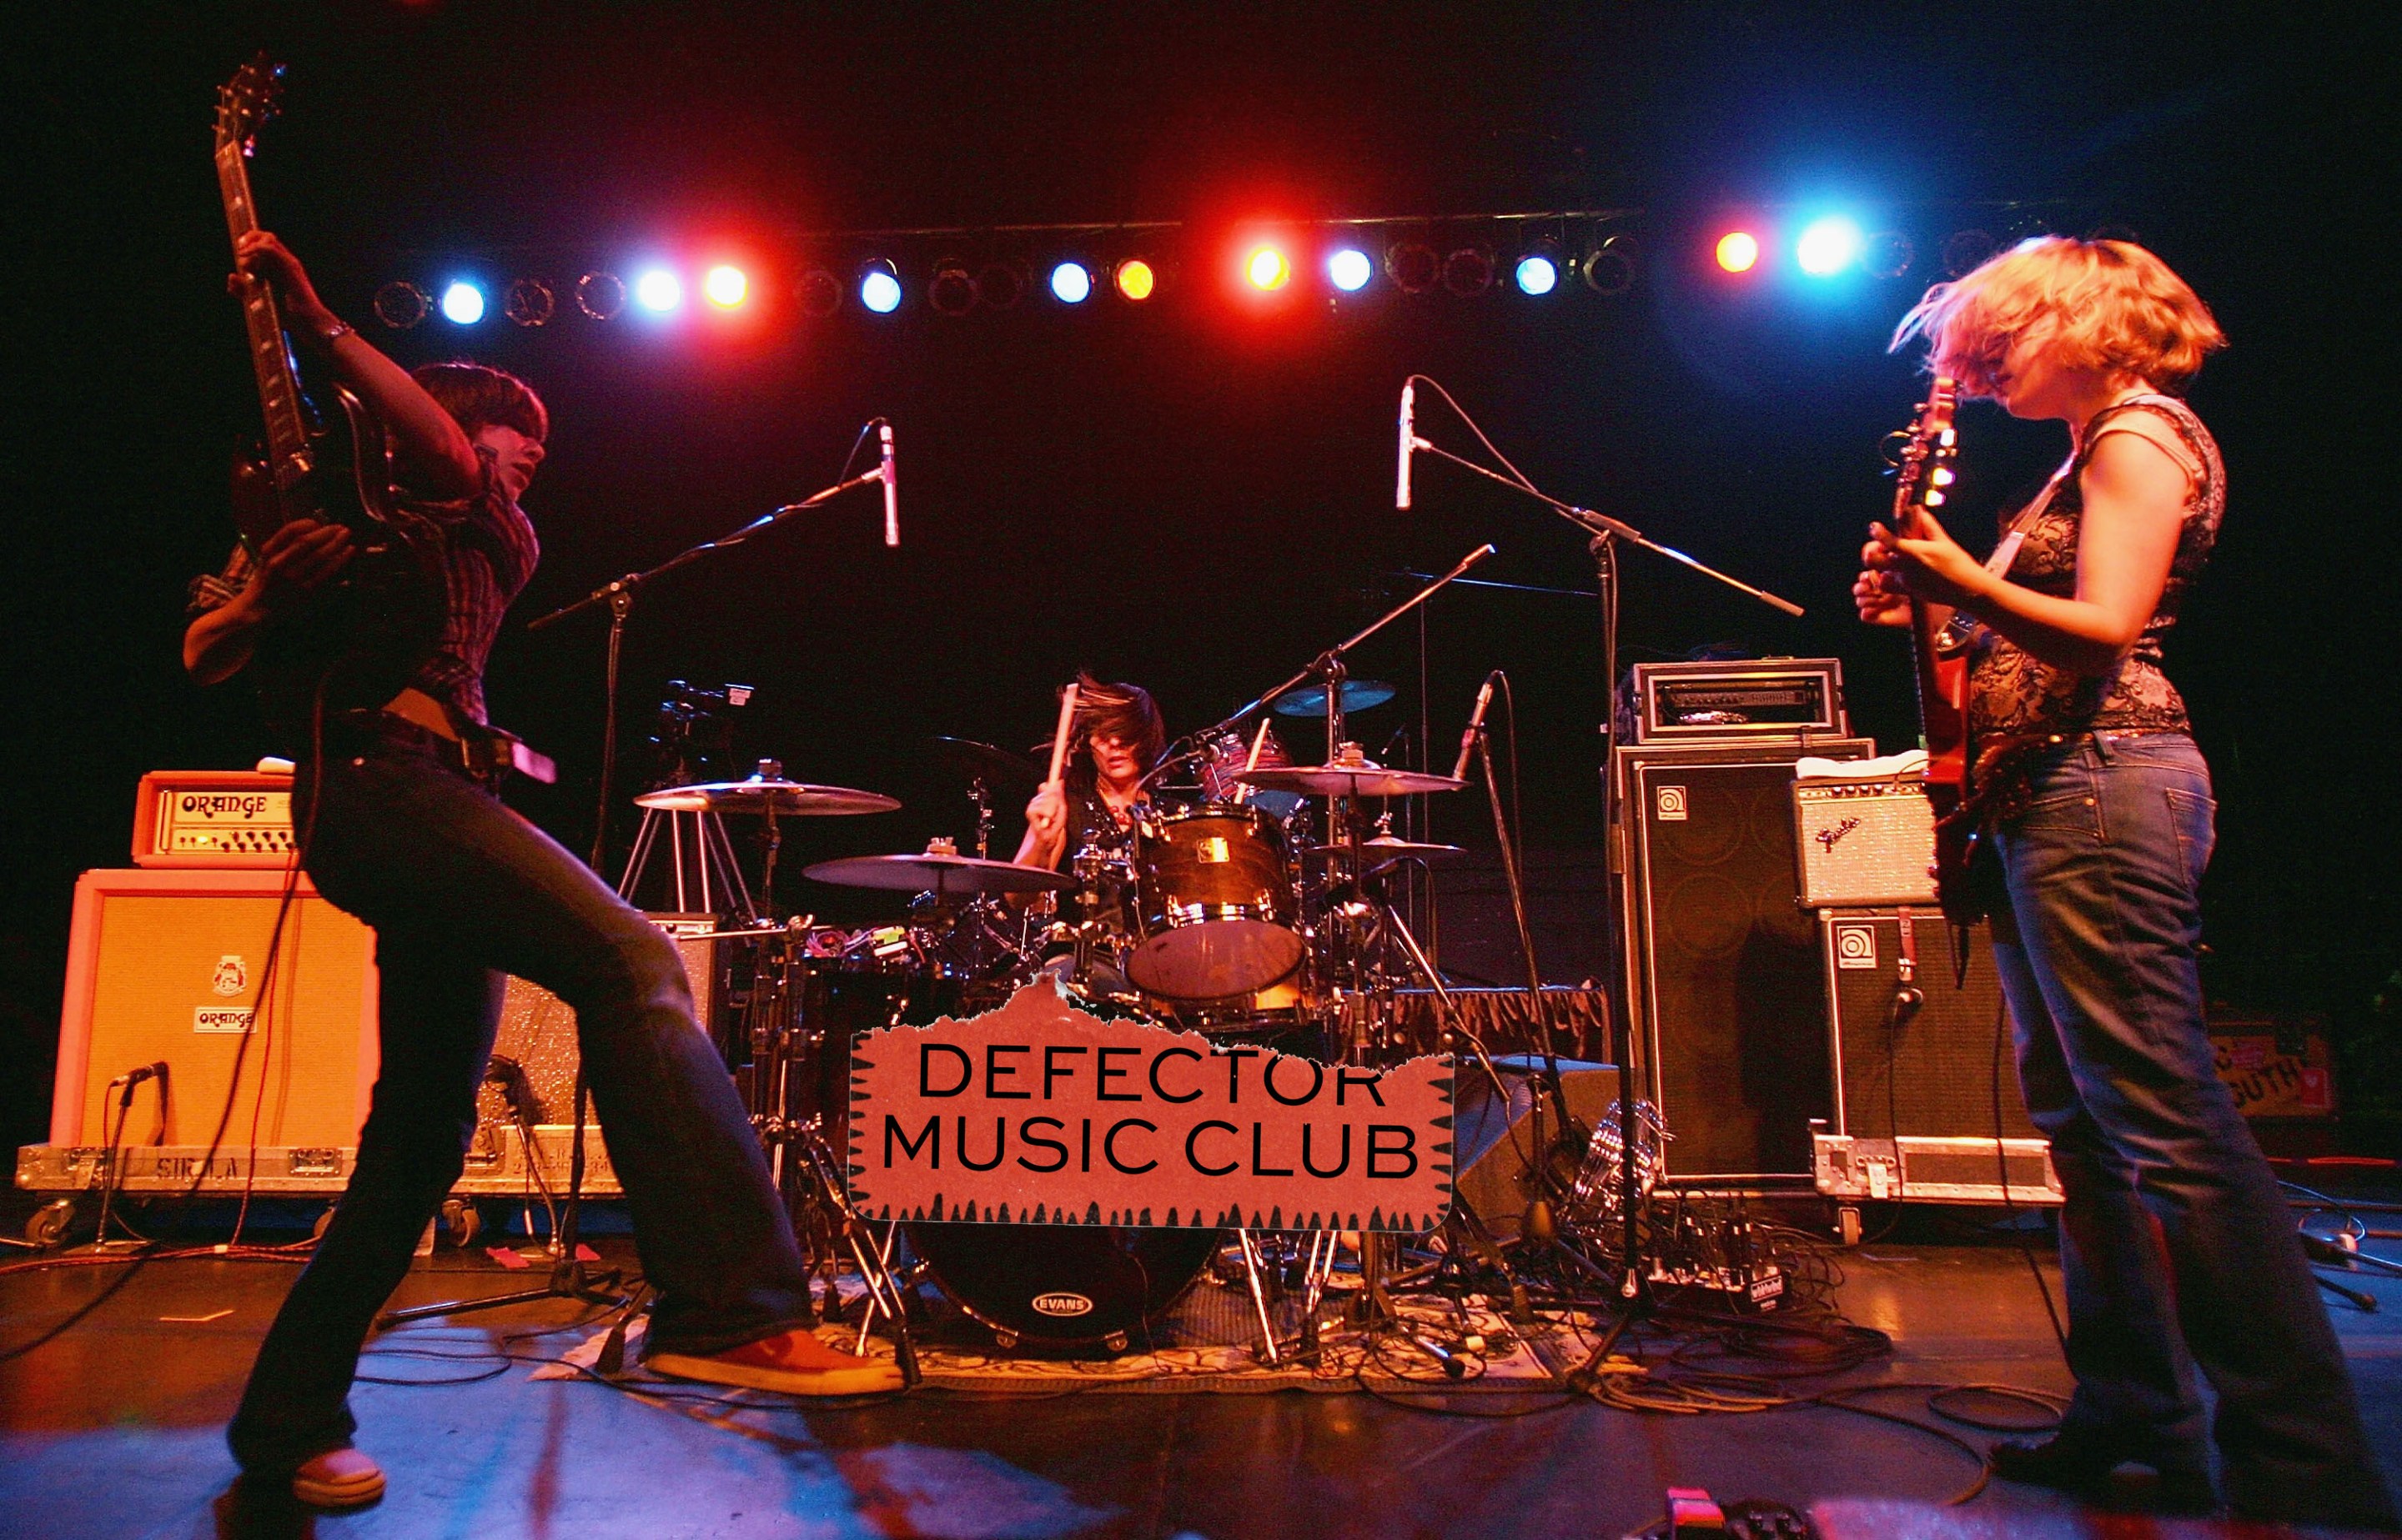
[
  {"xmin": 616, "ymin": 803, "xmax": 758, "ymax": 918},
  {"xmin": 1405, "ymin": 379, "xmax": 1805, "ymax": 1307},
  {"xmin": 795, "ymin": 1131, "xmax": 921, "ymax": 1387}
]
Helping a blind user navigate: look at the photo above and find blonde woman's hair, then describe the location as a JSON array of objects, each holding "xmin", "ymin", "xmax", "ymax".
[{"xmin": 1890, "ymin": 236, "xmax": 2225, "ymax": 398}]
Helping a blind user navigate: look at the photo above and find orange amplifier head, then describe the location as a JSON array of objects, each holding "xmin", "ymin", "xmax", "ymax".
[{"xmin": 133, "ymin": 766, "xmax": 299, "ymax": 868}]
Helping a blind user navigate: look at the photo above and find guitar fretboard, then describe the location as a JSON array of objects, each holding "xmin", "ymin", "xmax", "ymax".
[{"xmin": 213, "ymin": 135, "xmax": 312, "ymax": 494}]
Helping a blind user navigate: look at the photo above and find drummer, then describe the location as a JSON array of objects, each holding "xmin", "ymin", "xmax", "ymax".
[{"xmin": 1015, "ymin": 671, "xmax": 1168, "ymax": 877}]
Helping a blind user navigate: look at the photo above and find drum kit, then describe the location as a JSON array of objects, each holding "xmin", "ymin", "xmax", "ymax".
[{"xmin": 616, "ymin": 673, "xmax": 1489, "ymax": 1356}]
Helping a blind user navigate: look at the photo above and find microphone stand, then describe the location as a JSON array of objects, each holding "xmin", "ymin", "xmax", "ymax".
[
  {"xmin": 1405, "ymin": 418, "xmax": 1803, "ymax": 1312},
  {"xmin": 389, "ymin": 459, "xmax": 889, "ymax": 1334}
]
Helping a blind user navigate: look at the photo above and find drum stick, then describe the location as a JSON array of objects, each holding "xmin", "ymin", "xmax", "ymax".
[
  {"xmin": 1047, "ymin": 681, "xmax": 1080, "ymax": 786},
  {"xmin": 1244, "ymin": 716, "xmax": 1274, "ymax": 773}
]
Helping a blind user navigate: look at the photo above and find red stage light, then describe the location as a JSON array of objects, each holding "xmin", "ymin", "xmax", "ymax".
[
  {"xmin": 1715, "ymin": 231, "xmax": 1761, "ymax": 273},
  {"xmin": 1244, "ymin": 245, "xmax": 1291, "ymax": 291},
  {"xmin": 702, "ymin": 265, "xmax": 749, "ymax": 309}
]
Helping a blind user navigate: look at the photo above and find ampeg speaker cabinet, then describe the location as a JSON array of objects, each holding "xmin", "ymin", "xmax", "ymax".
[
  {"xmin": 1450, "ymin": 1056, "xmax": 1623, "ymax": 1239},
  {"xmin": 1814, "ymin": 908, "xmax": 2059, "ymax": 1206},
  {"xmin": 33, "ymin": 869, "xmax": 379, "ymax": 1194},
  {"xmin": 1614, "ymin": 737, "xmax": 1872, "ymax": 1184},
  {"xmin": 463, "ymin": 915, "xmax": 721, "ymax": 1199}
]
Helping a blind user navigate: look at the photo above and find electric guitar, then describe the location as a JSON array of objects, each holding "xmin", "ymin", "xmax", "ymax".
[
  {"xmin": 214, "ymin": 57, "xmax": 443, "ymax": 715},
  {"xmin": 1889, "ymin": 378, "xmax": 1979, "ymax": 921}
]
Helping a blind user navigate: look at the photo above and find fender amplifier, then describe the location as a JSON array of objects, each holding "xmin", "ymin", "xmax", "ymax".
[{"xmin": 1793, "ymin": 779, "xmax": 1939, "ymax": 908}]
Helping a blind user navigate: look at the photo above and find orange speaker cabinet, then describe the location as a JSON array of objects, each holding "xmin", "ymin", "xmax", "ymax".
[{"xmin": 52, "ymin": 869, "xmax": 379, "ymax": 1150}]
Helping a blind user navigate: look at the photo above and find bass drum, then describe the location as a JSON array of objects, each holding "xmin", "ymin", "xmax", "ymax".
[{"xmin": 903, "ymin": 1222, "xmax": 1222, "ymax": 1352}]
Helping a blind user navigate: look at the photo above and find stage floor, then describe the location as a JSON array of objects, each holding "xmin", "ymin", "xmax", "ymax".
[{"xmin": 3, "ymin": 1211, "xmax": 2399, "ymax": 1538}]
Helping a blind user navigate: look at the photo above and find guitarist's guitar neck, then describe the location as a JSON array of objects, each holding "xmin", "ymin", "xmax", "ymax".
[
  {"xmin": 1896, "ymin": 378, "xmax": 1966, "ymax": 791},
  {"xmin": 213, "ymin": 58, "xmax": 312, "ymax": 499}
]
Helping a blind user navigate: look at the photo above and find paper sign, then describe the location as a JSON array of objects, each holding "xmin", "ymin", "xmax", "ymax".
[{"xmin": 847, "ymin": 982, "xmax": 1454, "ymax": 1233}]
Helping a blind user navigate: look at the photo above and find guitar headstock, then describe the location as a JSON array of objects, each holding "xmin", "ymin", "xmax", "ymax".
[
  {"xmin": 214, "ymin": 54, "xmax": 284, "ymax": 158},
  {"xmin": 1891, "ymin": 376, "xmax": 1958, "ymax": 524}
]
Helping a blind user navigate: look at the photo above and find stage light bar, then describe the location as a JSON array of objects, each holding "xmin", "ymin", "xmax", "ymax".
[
  {"xmin": 1385, "ymin": 241, "xmax": 1439, "ymax": 294},
  {"xmin": 702, "ymin": 265, "xmax": 748, "ymax": 309},
  {"xmin": 503, "ymin": 278, "xmax": 554, "ymax": 328},
  {"xmin": 860, "ymin": 260, "xmax": 902, "ymax": 314},
  {"xmin": 1580, "ymin": 235, "xmax": 1637, "ymax": 296},
  {"xmin": 1049, "ymin": 261, "xmax": 1093, "ymax": 303},
  {"xmin": 1796, "ymin": 216, "xmax": 1863, "ymax": 277},
  {"xmin": 1327, "ymin": 247, "xmax": 1372, "ymax": 292},
  {"xmin": 634, "ymin": 268, "xmax": 682, "ymax": 313},
  {"xmin": 928, "ymin": 260, "xmax": 977, "ymax": 317},
  {"xmin": 575, "ymin": 271, "xmax": 626, "ymax": 321},
  {"xmin": 1715, "ymin": 231, "xmax": 1761, "ymax": 273},
  {"xmin": 1244, "ymin": 245, "xmax": 1291, "ymax": 291},
  {"xmin": 373, "ymin": 281, "xmax": 430, "ymax": 329},
  {"xmin": 439, "ymin": 281, "xmax": 486, "ymax": 324},
  {"xmin": 1114, "ymin": 258, "xmax": 1156, "ymax": 301}
]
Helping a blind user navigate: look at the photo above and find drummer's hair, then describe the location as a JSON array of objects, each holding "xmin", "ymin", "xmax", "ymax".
[{"xmin": 1068, "ymin": 671, "xmax": 1166, "ymax": 783}]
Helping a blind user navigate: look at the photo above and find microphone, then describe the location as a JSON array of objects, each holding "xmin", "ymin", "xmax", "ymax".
[
  {"xmin": 1395, "ymin": 382, "xmax": 1416, "ymax": 510},
  {"xmin": 878, "ymin": 422, "xmax": 899, "ymax": 548},
  {"xmin": 110, "ymin": 1062, "xmax": 168, "ymax": 1090},
  {"xmin": 1450, "ymin": 674, "xmax": 1495, "ymax": 781}
]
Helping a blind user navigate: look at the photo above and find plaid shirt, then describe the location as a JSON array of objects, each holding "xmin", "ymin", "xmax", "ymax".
[{"xmin": 189, "ymin": 445, "xmax": 539, "ymax": 726}]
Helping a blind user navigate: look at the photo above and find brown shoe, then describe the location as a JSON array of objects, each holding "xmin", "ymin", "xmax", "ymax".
[
  {"xmin": 647, "ymin": 1328, "xmax": 904, "ymax": 1396},
  {"xmin": 291, "ymin": 1447, "xmax": 385, "ymax": 1509}
]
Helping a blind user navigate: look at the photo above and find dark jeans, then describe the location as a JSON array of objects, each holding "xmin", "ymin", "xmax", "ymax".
[
  {"xmin": 1991, "ymin": 730, "xmax": 2391, "ymax": 1527},
  {"xmin": 228, "ymin": 723, "xmax": 812, "ymax": 1475}
]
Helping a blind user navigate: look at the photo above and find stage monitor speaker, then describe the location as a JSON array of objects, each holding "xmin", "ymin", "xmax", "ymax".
[
  {"xmin": 50, "ymin": 869, "xmax": 379, "ymax": 1150},
  {"xmin": 1450, "ymin": 1055, "xmax": 1622, "ymax": 1238},
  {"xmin": 1615, "ymin": 737, "xmax": 1872, "ymax": 1184},
  {"xmin": 1815, "ymin": 908, "xmax": 2058, "ymax": 1205}
]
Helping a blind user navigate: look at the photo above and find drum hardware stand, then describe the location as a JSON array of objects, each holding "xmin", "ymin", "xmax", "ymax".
[
  {"xmin": 1405, "ymin": 385, "xmax": 1805, "ymax": 1312},
  {"xmin": 796, "ymin": 1130, "xmax": 922, "ymax": 1387}
]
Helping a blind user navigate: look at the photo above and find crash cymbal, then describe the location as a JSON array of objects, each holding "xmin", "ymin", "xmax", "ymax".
[
  {"xmin": 1236, "ymin": 765, "xmax": 1468, "ymax": 798},
  {"xmin": 802, "ymin": 852, "xmax": 1073, "ymax": 895},
  {"xmin": 1305, "ymin": 835, "xmax": 1468, "ymax": 867},
  {"xmin": 1270, "ymin": 680, "xmax": 1397, "ymax": 718},
  {"xmin": 635, "ymin": 777, "xmax": 901, "ymax": 816},
  {"xmin": 930, "ymin": 735, "xmax": 1042, "ymax": 793}
]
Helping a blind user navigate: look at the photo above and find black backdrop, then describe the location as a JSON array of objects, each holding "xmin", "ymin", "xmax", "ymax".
[{"xmin": 6, "ymin": 3, "xmax": 2397, "ymax": 1151}]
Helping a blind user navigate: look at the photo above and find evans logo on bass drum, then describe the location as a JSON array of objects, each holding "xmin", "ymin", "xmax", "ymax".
[{"xmin": 1029, "ymin": 1292, "xmax": 1095, "ymax": 1318}]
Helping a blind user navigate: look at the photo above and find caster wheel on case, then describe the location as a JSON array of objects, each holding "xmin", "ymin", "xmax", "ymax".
[{"xmin": 25, "ymin": 1198, "xmax": 76, "ymax": 1249}]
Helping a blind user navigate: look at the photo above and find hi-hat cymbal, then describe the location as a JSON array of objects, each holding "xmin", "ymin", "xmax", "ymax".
[
  {"xmin": 1271, "ymin": 680, "xmax": 1397, "ymax": 718},
  {"xmin": 1305, "ymin": 835, "xmax": 1468, "ymax": 868},
  {"xmin": 1236, "ymin": 765, "xmax": 1468, "ymax": 798},
  {"xmin": 635, "ymin": 778, "xmax": 901, "ymax": 816},
  {"xmin": 930, "ymin": 735, "xmax": 1042, "ymax": 794},
  {"xmin": 802, "ymin": 853, "xmax": 1072, "ymax": 895}
]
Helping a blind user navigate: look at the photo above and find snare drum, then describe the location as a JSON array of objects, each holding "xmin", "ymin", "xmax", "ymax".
[{"xmin": 1128, "ymin": 804, "xmax": 1303, "ymax": 1000}]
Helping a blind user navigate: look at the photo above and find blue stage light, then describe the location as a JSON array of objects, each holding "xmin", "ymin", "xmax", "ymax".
[
  {"xmin": 1327, "ymin": 248, "xmax": 1373, "ymax": 292},
  {"xmin": 1049, "ymin": 262, "xmax": 1093, "ymax": 303},
  {"xmin": 1513, "ymin": 253, "xmax": 1558, "ymax": 295},
  {"xmin": 1796, "ymin": 216, "xmax": 1865, "ymax": 277},
  {"xmin": 633, "ymin": 268, "xmax": 682, "ymax": 312},
  {"xmin": 439, "ymin": 281, "xmax": 486, "ymax": 324},
  {"xmin": 859, "ymin": 262, "xmax": 902, "ymax": 314}
]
